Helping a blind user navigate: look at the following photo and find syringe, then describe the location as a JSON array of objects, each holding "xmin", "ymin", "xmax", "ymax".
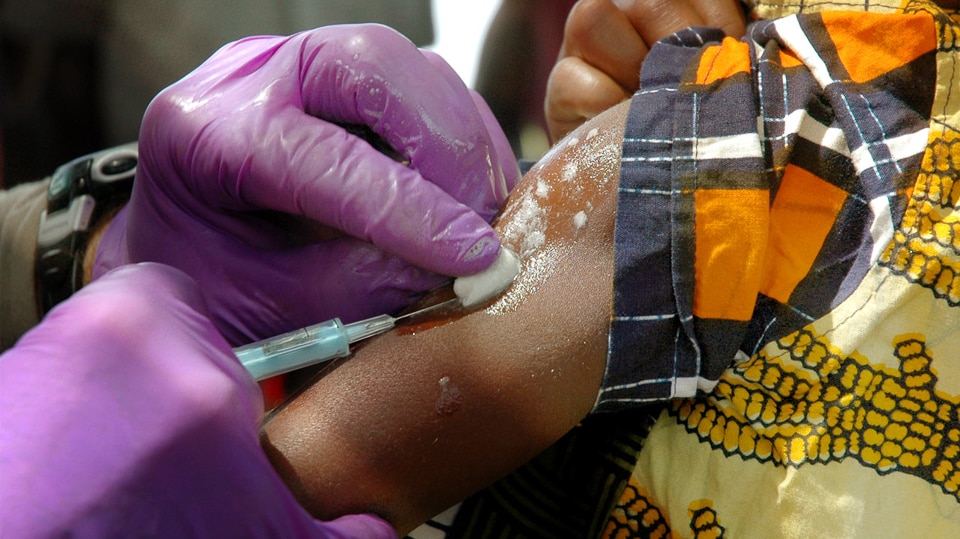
[{"xmin": 234, "ymin": 298, "xmax": 458, "ymax": 381}]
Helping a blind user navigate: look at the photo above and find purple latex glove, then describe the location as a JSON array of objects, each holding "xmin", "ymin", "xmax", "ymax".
[
  {"xmin": 95, "ymin": 24, "xmax": 519, "ymax": 345},
  {"xmin": 0, "ymin": 264, "xmax": 395, "ymax": 539}
]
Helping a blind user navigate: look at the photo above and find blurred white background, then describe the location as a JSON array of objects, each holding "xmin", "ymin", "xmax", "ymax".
[{"xmin": 427, "ymin": 0, "xmax": 501, "ymax": 87}]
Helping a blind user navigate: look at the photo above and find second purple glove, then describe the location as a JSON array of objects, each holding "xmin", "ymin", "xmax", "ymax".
[
  {"xmin": 95, "ymin": 24, "xmax": 519, "ymax": 344},
  {"xmin": 0, "ymin": 264, "xmax": 394, "ymax": 538}
]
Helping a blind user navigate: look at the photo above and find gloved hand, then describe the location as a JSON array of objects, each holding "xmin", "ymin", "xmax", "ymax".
[
  {"xmin": 94, "ymin": 24, "xmax": 520, "ymax": 345},
  {"xmin": 0, "ymin": 263, "xmax": 396, "ymax": 539},
  {"xmin": 545, "ymin": 0, "xmax": 747, "ymax": 141}
]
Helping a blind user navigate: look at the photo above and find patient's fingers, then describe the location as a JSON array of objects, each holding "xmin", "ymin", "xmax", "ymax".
[
  {"xmin": 545, "ymin": 56, "xmax": 631, "ymax": 142},
  {"xmin": 561, "ymin": 0, "xmax": 649, "ymax": 93},
  {"xmin": 613, "ymin": 0, "xmax": 705, "ymax": 45},
  {"xmin": 688, "ymin": 0, "xmax": 748, "ymax": 39},
  {"xmin": 546, "ymin": 0, "xmax": 747, "ymax": 141},
  {"xmin": 614, "ymin": 0, "xmax": 746, "ymax": 43}
]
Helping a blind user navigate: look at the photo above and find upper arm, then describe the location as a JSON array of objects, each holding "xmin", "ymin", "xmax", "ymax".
[{"xmin": 261, "ymin": 101, "xmax": 631, "ymax": 534}]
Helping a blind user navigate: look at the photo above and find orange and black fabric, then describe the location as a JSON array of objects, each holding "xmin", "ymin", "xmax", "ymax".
[{"xmin": 600, "ymin": 8, "xmax": 938, "ymax": 411}]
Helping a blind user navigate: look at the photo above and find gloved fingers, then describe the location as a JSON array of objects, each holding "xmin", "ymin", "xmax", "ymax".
[
  {"xmin": 1, "ymin": 263, "xmax": 389, "ymax": 537},
  {"xmin": 140, "ymin": 25, "xmax": 508, "ymax": 276},
  {"xmin": 229, "ymin": 108, "xmax": 503, "ymax": 277},
  {"xmin": 546, "ymin": 56, "xmax": 632, "ymax": 142},
  {"xmin": 296, "ymin": 25, "xmax": 509, "ymax": 221}
]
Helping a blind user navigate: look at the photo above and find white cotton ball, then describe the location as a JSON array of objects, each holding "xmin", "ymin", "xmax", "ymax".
[{"xmin": 453, "ymin": 247, "xmax": 521, "ymax": 308}]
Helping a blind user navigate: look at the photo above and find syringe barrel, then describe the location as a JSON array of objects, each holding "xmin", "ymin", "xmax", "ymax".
[{"xmin": 234, "ymin": 318, "xmax": 351, "ymax": 381}]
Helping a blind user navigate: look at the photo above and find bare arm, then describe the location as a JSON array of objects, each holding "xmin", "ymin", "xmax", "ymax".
[{"xmin": 261, "ymin": 101, "xmax": 630, "ymax": 535}]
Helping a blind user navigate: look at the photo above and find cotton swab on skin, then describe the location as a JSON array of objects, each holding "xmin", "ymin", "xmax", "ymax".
[{"xmin": 453, "ymin": 247, "xmax": 520, "ymax": 308}]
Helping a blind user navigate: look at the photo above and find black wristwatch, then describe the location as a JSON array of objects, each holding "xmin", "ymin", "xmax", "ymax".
[{"xmin": 36, "ymin": 142, "xmax": 138, "ymax": 314}]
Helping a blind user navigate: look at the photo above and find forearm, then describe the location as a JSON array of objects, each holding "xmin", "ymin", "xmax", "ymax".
[
  {"xmin": 262, "ymin": 258, "xmax": 610, "ymax": 533},
  {"xmin": 0, "ymin": 180, "xmax": 48, "ymax": 350}
]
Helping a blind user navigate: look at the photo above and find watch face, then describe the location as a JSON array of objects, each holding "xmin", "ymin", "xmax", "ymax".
[
  {"xmin": 48, "ymin": 159, "xmax": 92, "ymax": 213},
  {"xmin": 47, "ymin": 168, "xmax": 70, "ymax": 198},
  {"xmin": 49, "ymin": 165, "xmax": 75, "ymax": 199}
]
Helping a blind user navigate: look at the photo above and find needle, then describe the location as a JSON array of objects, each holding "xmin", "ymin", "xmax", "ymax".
[{"xmin": 234, "ymin": 298, "xmax": 459, "ymax": 381}]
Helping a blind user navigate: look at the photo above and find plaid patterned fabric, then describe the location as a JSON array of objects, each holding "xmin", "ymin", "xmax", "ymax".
[{"xmin": 599, "ymin": 6, "xmax": 937, "ymax": 411}]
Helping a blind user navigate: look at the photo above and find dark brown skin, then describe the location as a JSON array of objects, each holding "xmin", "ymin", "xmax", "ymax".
[
  {"xmin": 261, "ymin": 100, "xmax": 630, "ymax": 535},
  {"xmin": 546, "ymin": 0, "xmax": 747, "ymax": 141}
]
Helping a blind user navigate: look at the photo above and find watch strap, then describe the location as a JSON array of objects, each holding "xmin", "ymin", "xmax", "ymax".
[{"xmin": 36, "ymin": 142, "xmax": 137, "ymax": 314}]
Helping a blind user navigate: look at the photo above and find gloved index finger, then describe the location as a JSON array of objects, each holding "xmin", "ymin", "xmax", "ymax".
[{"xmin": 235, "ymin": 110, "xmax": 502, "ymax": 277}]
